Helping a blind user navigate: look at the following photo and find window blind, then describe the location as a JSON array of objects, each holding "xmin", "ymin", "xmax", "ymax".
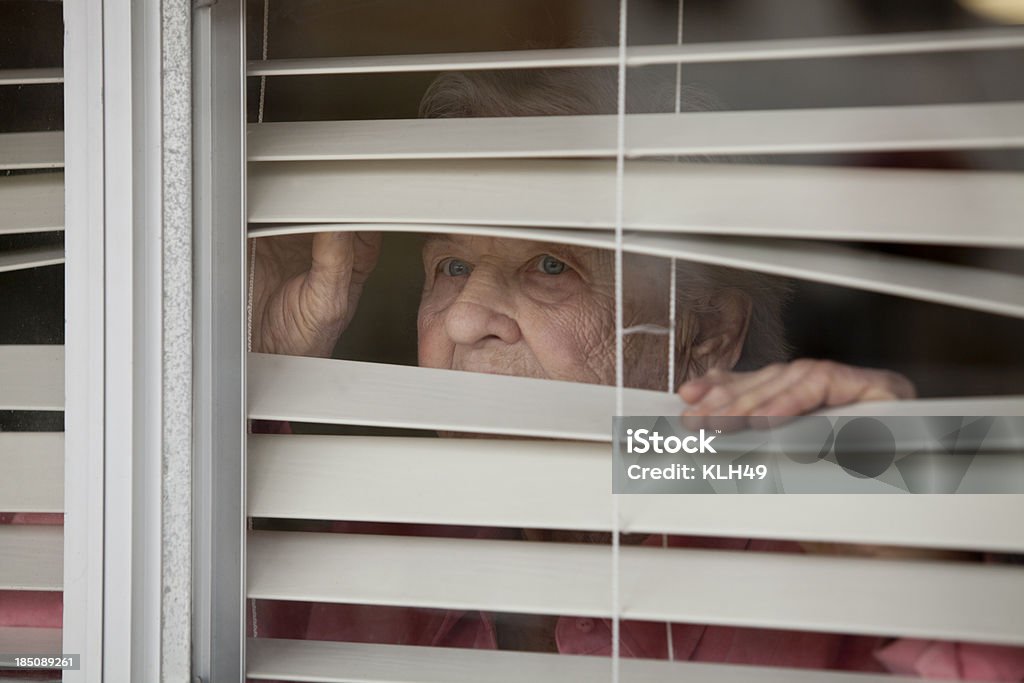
[
  {"xmin": 249, "ymin": 433, "xmax": 1024, "ymax": 552},
  {"xmin": 248, "ymin": 160, "xmax": 1023, "ymax": 246},
  {"xmin": 246, "ymin": 638, "xmax": 919, "ymax": 683},
  {"xmin": 0, "ymin": 69, "xmax": 62, "ymax": 86},
  {"xmin": 248, "ymin": 103, "xmax": 1024, "ymax": 160},
  {"xmin": 243, "ymin": 5, "xmax": 1024, "ymax": 682},
  {"xmin": 0, "ymin": 5, "xmax": 66, "ymax": 670}
]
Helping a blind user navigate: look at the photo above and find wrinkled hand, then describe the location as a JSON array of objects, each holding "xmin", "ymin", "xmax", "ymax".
[
  {"xmin": 250, "ymin": 231, "xmax": 382, "ymax": 357},
  {"xmin": 678, "ymin": 359, "xmax": 916, "ymax": 427}
]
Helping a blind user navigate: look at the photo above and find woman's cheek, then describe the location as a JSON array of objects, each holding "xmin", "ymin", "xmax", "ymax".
[
  {"xmin": 416, "ymin": 306, "xmax": 450, "ymax": 369},
  {"xmin": 528, "ymin": 305, "xmax": 612, "ymax": 384},
  {"xmin": 572, "ymin": 297, "xmax": 619, "ymax": 384}
]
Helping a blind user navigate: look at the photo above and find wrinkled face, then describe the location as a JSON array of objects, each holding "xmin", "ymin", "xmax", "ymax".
[{"xmin": 417, "ymin": 235, "xmax": 670, "ymax": 389}]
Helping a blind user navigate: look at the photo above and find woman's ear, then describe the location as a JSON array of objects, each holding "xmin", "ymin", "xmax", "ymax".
[{"xmin": 679, "ymin": 288, "xmax": 752, "ymax": 381}]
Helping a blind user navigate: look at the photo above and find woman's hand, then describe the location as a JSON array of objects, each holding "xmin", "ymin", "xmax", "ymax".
[
  {"xmin": 250, "ymin": 231, "xmax": 382, "ymax": 357},
  {"xmin": 678, "ymin": 359, "xmax": 916, "ymax": 424}
]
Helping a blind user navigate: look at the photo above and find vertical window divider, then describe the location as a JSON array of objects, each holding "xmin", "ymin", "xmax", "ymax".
[
  {"xmin": 193, "ymin": 0, "xmax": 246, "ymax": 679},
  {"xmin": 63, "ymin": 0, "xmax": 106, "ymax": 679},
  {"xmin": 65, "ymin": 0, "xmax": 198, "ymax": 678}
]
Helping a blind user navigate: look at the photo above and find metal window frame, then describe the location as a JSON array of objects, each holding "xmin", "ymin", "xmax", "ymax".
[
  {"xmin": 193, "ymin": 0, "xmax": 247, "ymax": 680},
  {"xmin": 63, "ymin": 0, "xmax": 196, "ymax": 679},
  {"xmin": 56, "ymin": 0, "xmax": 1024, "ymax": 679},
  {"xmin": 63, "ymin": 0, "xmax": 107, "ymax": 678}
]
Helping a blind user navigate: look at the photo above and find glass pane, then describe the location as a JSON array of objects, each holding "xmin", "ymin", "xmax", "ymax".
[{"xmin": 243, "ymin": 1, "xmax": 1024, "ymax": 679}]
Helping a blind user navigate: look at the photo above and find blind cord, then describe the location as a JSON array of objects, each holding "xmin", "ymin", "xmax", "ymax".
[
  {"xmin": 247, "ymin": 238, "xmax": 257, "ymax": 639},
  {"xmin": 675, "ymin": 0, "xmax": 683, "ymax": 116},
  {"xmin": 257, "ymin": 0, "xmax": 270, "ymax": 124},
  {"xmin": 668, "ymin": 262, "xmax": 676, "ymax": 393},
  {"xmin": 664, "ymin": 0, "xmax": 684, "ymax": 664},
  {"xmin": 246, "ymin": 240, "xmax": 256, "ymax": 357},
  {"xmin": 668, "ymin": 0, "xmax": 683, "ymax": 395},
  {"xmin": 613, "ymin": 0, "xmax": 629, "ymax": 681},
  {"xmin": 662, "ymin": 532, "xmax": 674, "ymax": 661},
  {"xmin": 248, "ymin": 0, "xmax": 271, "ymax": 641}
]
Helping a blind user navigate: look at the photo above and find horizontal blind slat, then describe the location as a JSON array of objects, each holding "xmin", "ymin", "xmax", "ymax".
[
  {"xmin": 247, "ymin": 353, "xmax": 678, "ymax": 441},
  {"xmin": 248, "ymin": 435, "xmax": 609, "ymax": 530},
  {"xmin": 621, "ymin": 496, "xmax": 1024, "ymax": 553},
  {"xmin": 247, "ymin": 531, "xmax": 1024, "ymax": 644},
  {"xmin": 0, "ymin": 248, "xmax": 65, "ymax": 274},
  {"xmin": 247, "ymin": 28, "xmax": 1024, "ymax": 76},
  {"xmin": 0, "ymin": 433, "xmax": 63, "ymax": 513},
  {"xmin": 248, "ymin": 434, "xmax": 1024, "ymax": 553},
  {"xmin": 0, "ymin": 526, "xmax": 63, "ymax": 591},
  {"xmin": 624, "ymin": 231, "xmax": 1024, "ymax": 319},
  {"xmin": 0, "ymin": 68, "xmax": 63, "ymax": 86},
  {"xmin": 248, "ymin": 103, "xmax": 1024, "ymax": 161},
  {"xmin": 0, "ymin": 627, "xmax": 62, "ymax": 656},
  {"xmin": 251, "ymin": 224, "xmax": 1024, "ymax": 319},
  {"xmin": 0, "ymin": 346, "xmax": 64, "ymax": 411},
  {"xmin": 822, "ymin": 396, "xmax": 1024, "ymax": 417},
  {"xmin": 247, "ymin": 638, "xmax": 921, "ymax": 683},
  {"xmin": 248, "ymin": 161, "xmax": 1024, "ymax": 247},
  {"xmin": 249, "ymin": 354, "xmax": 1024, "ymax": 437},
  {"xmin": 0, "ymin": 131, "xmax": 64, "ymax": 170},
  {"xmin": 0, "ymin": 174, "xmax": 64, "ymax": 235}
]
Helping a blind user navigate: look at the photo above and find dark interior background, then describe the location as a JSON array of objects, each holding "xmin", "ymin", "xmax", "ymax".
[{"xmin": 1, "ymin": 0, "xmax": 64, "ymax": 432}]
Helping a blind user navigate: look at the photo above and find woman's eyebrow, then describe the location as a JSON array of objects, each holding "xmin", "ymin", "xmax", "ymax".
[{"xmin": 422, "ymin": 235, "xmax": 458, "ymax": 252}]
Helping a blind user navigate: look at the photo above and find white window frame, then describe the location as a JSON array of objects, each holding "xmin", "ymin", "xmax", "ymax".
[
  {"xmin": 192, "ymin": 0, "xmax": 247, "ymax": 680},
  {"xmin": 53, "ymin": 0, "xmax": 1024, "ymax": 680},
  {"xmin": 63, "ymin": 0, "xmax": 198, "ymax": 679}
]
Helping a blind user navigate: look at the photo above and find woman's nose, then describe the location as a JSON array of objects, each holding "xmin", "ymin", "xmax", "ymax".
[{"xmin": 443, "ymin": 269, "xmax": 521, "ymax": 347}]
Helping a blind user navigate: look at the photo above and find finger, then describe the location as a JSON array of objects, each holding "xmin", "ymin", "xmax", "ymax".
[
  {"xmin": 310, "ymin": 231, "xmax": 352, "ymax": 276},
  {"xmin": 350, "ymin": 231, "xmax": 382, "ymax": 286},
  {"xmin": 842, "ymin": 368, "xmax": 916, "ymax": 403},
  {"xmin": 677, "ymin": 368, "xmax": 726, "ymax": 405},
  {"xmin": 679, "ymin": 366, "xmax": 784, "ymax": 432},
  {"xmin": 680, "ymin": 364, "xmax": 787, "ymax": 409},
  {"xmin": 747, "ymin": 381, "xmax": 825, "ymax": 423},
  {"xmin": 758, "ymin": 360, "xmax": 843, "ymax": 416},
  {"xmin": 829, "ymin": 370, "xmax": 903, "ymax": 405},
  {"xmin": 701, "ymin": 372, "xmax": 808, "ymax": 427},
  {"xmin": 765, "ymin": 364, "xmax": 915, "ymax": 415},
  {"xmin": 682, "ymin": 364, "xmax": 787, "ymax": 416},
  {"xmin": 306, "ymin": 231, "xmax": 354, "ymax": 311},
  {"xmin": 686, "ymin": 360, "xmax": 827, "ymax": 428}
]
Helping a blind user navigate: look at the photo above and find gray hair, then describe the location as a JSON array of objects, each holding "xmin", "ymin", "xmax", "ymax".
[
  {"xmin": 419, "ymin": 67, "xmax": 723, "ymax": 119},
  {"xmin": 419, "ymin": 68, "xmax": 791, "ymax": 373}
]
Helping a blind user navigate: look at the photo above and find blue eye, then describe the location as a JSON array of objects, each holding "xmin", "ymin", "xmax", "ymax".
[
  {"xmin": 538, "ymin": 255, "xmax": 567, "ymax": 275},
  {"xmin": 441, "ymin": 258, "xmax": 472, "ymax": 277}
]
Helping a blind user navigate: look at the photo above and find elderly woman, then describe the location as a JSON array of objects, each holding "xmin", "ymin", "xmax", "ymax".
[
  {"xmin": 247, "ymin": 70, "xmax": 1024, "ymax": 679},
  {"xmin": 252, "ymin": 68, "xmax": 914, "ymax": 415}
]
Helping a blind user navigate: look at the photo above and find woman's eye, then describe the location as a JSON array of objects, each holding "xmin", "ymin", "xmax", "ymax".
[
  {"xmin": 440, "ymin": 258, "xmax": 472, "ymax": 277},
  {"xmin": 538, "ymin": 255, "xmax": 567, "ymax": 275}
]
